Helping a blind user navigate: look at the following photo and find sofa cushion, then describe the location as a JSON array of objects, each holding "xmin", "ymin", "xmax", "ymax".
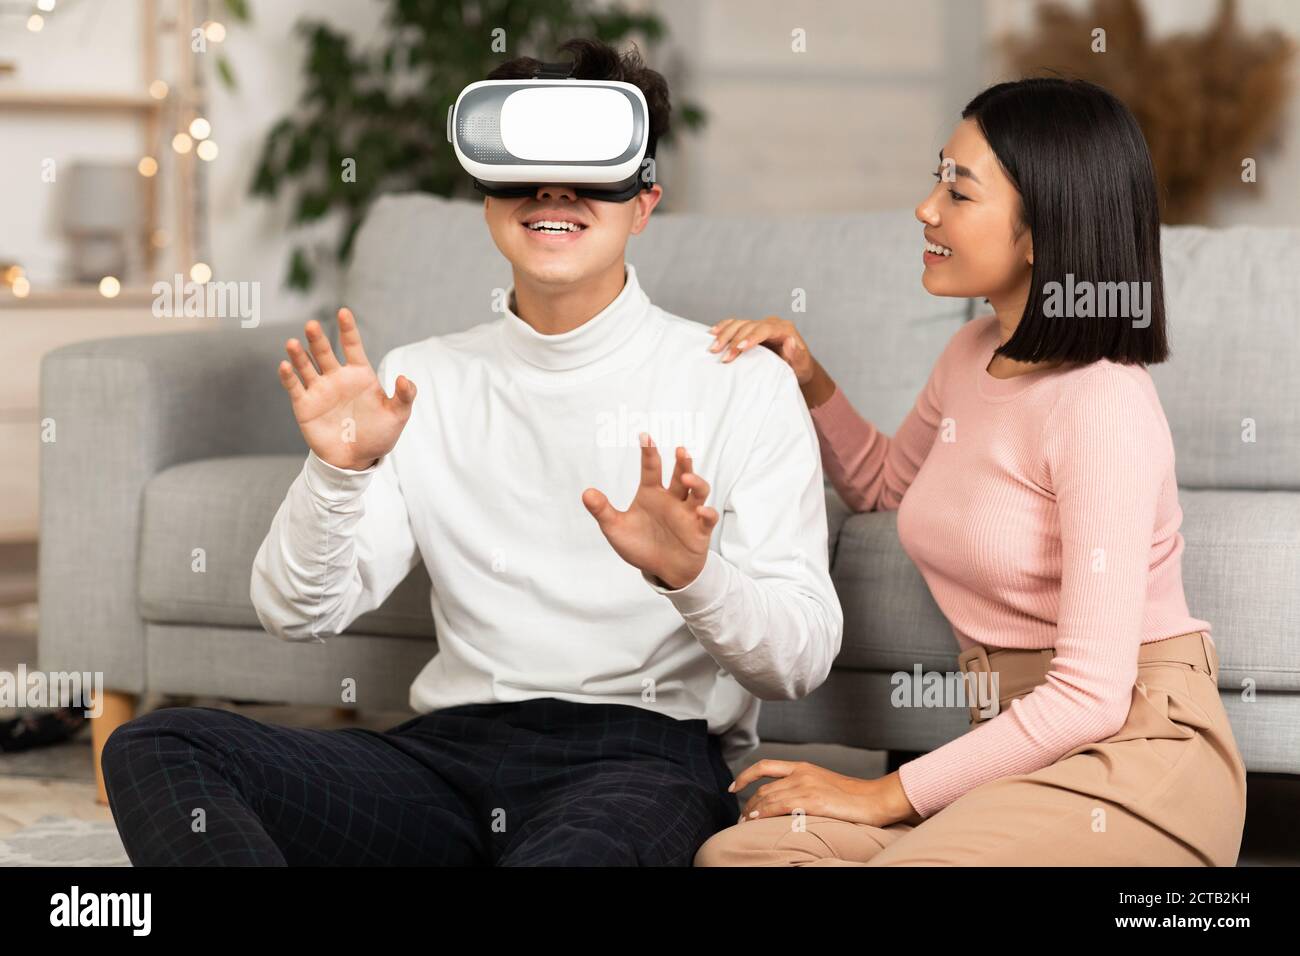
[
  {"xmin": 138, "ymin": 455, "xmax": 436, "ymax": 639},
  {"xmin": 346, "ymin": 197, "xmax": 1298, "ymax": 482},
  {"xmin": 1152, "ymin": 224, "xmax": 1300, "ymax": 490},
  {"xmin": 141, "ymin": 463, "xmax": 1299, "ymax": 696},
  {"xmin": 830, "ymin": 488, "xmax": 1300, "ymax": 692},
  {"xmin": 139, "ymin": 456, "xmax": 851, "ymax": 643}
]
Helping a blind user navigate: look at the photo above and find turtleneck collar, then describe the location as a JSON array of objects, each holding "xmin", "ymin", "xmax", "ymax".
[{"xmin": 500, "ymin": 263, "xmax": 651, "ymax": 373}]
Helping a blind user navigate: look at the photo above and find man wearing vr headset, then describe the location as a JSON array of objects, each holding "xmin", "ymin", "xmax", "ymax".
[{"xmin": 102, "ymin": 39, "xmax": 844, "ymax": 867}]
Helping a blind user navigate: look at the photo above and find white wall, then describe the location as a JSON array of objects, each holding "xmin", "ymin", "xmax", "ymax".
[
  {"xmin": 986, "ymin": 0, "xmax": 1300, "ymax": 227},
  {"xmin": 0, "ymin": 0, "xmax": 148, "ymax": 281},
  {"xmin": 202, "ymin": 0, "xmax": 386, "ymax": 325},
  {"xmin": 2, "ymin": 0, "xmax": 1296, "ymax": 322},
  {"xmin": 0, "ymin": 0, "xmax": 387, "ymax": 325},
  {"xmin": 651, "ymin": 0, "xmax": 985, "ymax": 214}
]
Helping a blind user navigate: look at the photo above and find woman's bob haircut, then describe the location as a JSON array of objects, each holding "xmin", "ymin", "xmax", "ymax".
[{"xmin": 962, "ymin": 77, "xmax": 1169, "ymax": 366}]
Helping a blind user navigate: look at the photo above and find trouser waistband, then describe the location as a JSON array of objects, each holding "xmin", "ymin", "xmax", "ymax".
[{"xmin": 956, "ymin": 630, "xmax": 1216, "ymax": 725}]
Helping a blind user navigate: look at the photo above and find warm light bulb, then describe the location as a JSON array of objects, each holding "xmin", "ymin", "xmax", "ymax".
[
  {"xmin": 171, "ymin": 133, "xmax": 193, "ymax": 154},
  {"xmin": 196, "ymin": 140, "xmax": 219, "ymax": 162},
  {"xmin": 27, "ymin": 14, "xmax": 44, "ymax": 31},
  {"xmin": 99, "ymin": 276, "xmax": 121, "ymax": 299},
  {"xmin": 12, "ymin": 277, "xmax": 31, "ymax": 298},
  {"xmin": 204, "ymin": 21, "xmax": 226, "ymax": 43},
  {"xmin": 189, "ymin": 117, "xmax": 211, "ymax": 140},
  {"xmin": 190, "ymin": 262, "xmax": 212, "ymax": 284},
  {"xmin": 37, "ymin": 0, "xmax": 56, "ymax": 11},
  {"xmin": 137, "ymin": 156, "xmax": 159, "ymax": 177},
  {"xmin": 149, "ymin": 80, "xmax": 169, "ymax": 100}
]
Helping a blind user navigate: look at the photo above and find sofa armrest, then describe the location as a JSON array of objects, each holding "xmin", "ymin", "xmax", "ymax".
[{"xmin": 37, "ymin": 321, "xmax": 323, "ymax": 692}]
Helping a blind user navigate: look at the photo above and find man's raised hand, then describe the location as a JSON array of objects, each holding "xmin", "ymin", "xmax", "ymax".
[
  {"xmin": 582, "ymin": 435, "xmax": 719, "ymax": 590},
  {"xmin": 277, "ymin": 307, "xmax": 417, "ymax": 471}
]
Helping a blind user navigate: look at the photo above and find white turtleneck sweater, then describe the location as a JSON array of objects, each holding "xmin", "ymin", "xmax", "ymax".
[{"xmin": 250, "ymin": 263, "xmax": 843, "ymax": 762}]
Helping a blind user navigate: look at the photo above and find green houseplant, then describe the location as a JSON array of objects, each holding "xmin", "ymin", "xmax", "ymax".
[{"xmin": 250, "ymin": 0, "xmax": 705, "ymax": 291}]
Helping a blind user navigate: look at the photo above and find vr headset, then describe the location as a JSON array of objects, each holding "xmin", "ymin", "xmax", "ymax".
[{"xmin": 448, "ymin": 60, "xmax": 656, "ymax": 202}]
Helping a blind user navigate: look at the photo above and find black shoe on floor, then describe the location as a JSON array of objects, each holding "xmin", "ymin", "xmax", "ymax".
[{"xmin": 0, "ymin": 707, "xmax": 88, "ymax": 752}]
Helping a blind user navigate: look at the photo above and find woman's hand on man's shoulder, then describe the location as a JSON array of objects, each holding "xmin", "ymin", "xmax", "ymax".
[
  {"xmin": 707, "ymin": 315, "xmax": 815, "ymax": 383},
  {"xmin": 708, "ymin": 315, "xmax": 839, "ymax": 409}
]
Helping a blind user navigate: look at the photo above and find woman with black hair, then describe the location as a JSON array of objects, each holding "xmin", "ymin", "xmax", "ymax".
[{"xmin": 695, "ymin": 77, "xmax": 1247, "ymax": 866}]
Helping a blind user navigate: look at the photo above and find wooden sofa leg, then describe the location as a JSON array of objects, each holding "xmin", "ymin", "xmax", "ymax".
[{"xmin": 93, "ymin": 691, "xmax": 138, "ymax": 806}]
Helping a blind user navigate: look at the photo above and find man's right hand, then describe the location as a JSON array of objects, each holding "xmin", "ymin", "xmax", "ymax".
[{"xmin": 277, "ymin": 307, "xmax": 417, "ymax": 471}]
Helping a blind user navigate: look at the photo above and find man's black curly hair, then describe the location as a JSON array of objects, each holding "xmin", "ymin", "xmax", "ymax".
[{"xmin": 486, "ymin": 37, "xmax": 671, "ymax": 162}]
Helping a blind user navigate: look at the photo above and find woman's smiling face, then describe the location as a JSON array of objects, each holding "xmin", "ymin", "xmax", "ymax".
[{"xmin": 915, "ymin": 118, "xmax": 1034, "ymax": 309}]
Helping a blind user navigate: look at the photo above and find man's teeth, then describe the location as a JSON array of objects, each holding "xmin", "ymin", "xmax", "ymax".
[
  {"xmin": 926, "ymin": 240, "xmax": 953, "ymax": 256},
  {"xmin": 527, "ymin": 220, "xmax": 585, "ymax": 233}
]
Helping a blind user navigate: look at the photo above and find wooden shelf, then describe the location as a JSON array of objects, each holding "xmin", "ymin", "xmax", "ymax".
[
  {"xmin": 0, "ymin": 90, "xmax": 161, "ymax": 113},
  {"xmin": 0, "ymin": 1, "xmax": 200, "ymax": 313},
  {"xmin": 0, "ymin": 286, "xmax": 159, "ymax": 309}
]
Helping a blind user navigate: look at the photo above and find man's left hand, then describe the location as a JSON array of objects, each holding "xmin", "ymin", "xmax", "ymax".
[{"xmin": 582, "ymin": 433, "xmax": 717, "ymax": 590}]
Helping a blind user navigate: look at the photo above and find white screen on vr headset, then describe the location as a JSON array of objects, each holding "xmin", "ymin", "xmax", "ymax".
[{"xmin": 500, "ymin": 87, "xmax": 633, "ymax": 161}]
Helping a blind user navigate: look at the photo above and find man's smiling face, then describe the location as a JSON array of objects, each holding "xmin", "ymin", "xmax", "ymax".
[{"xmin": 484, "ymin": 182, "xmax": 663, "ymax": 289}]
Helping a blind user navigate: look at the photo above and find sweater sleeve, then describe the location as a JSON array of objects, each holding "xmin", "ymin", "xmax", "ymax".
[
  {"xmin": 249, "ymin": 352, "xmax": 421, "ymax": 643},
  {"xmin": 644, "ymin": 364, "xmax": 844, "ymax": 701},
  {"xmin": 808, "ymin": 355, "xmax": 945, "ymax": 513},
  {"xmin": 896, "ymin": 366, "xmax": 1167, "ymax": 819}
]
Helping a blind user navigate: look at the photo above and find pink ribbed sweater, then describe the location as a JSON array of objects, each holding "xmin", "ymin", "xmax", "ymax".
[{"xmin": 810, "ymin": 314, "xmax": 1210, "ymax": 820}]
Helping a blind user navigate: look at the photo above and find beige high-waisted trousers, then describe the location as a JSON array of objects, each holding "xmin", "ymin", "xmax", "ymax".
[{"xmin": 695, "ymin": 630, "xmax": 1248, "ymax": 866}]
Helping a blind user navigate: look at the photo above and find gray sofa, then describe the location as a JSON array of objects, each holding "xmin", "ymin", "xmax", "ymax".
[{"xmin": 39, "ymin": 194, "xmax": 1300, "ymax": 781}]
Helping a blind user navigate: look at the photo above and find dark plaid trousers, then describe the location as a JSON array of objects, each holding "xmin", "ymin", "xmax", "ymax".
[{"xmin": 101, "ymin": 697, "xmax": 740, "ymax": 866}]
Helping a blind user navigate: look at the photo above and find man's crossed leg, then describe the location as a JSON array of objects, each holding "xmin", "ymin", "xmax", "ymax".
[{"xmin": 102, "ymin": 697, "xmax": 738, "ymax": 866}]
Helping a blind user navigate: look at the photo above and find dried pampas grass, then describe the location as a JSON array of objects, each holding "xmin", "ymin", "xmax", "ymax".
[{"xmin": 1001, "ymin": 0, "xmax": 1295, "ymax": 223}]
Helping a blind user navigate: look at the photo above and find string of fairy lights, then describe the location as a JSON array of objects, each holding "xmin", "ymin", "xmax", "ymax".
[{"xmin": 4, "ymin": 0, "xmax": 227, "ymax": 300}]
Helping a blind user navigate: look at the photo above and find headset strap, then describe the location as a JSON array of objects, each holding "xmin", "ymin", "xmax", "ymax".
[{"xmin": 532, "ymin": 60, "xmax": 575, "ymax": 79}]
